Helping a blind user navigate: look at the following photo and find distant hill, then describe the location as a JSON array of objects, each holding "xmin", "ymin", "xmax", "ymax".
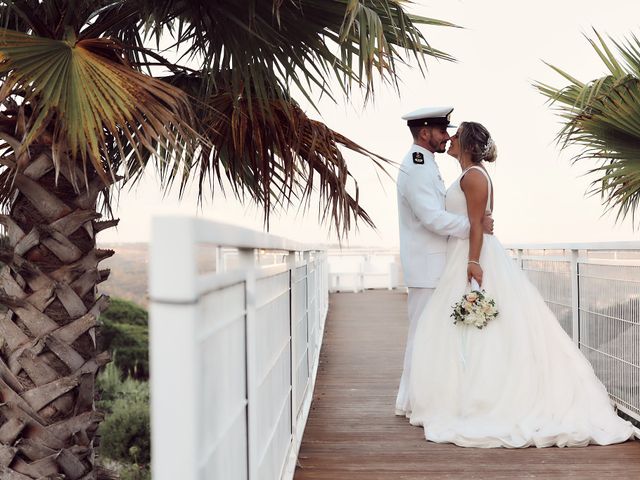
[
  {"xmin": 97, "ymin": 242, "xmax": 217, "ymax": 308},
  {"xmin": 99, "ymin": 243, "xmax": 149, "ymax": 308}
]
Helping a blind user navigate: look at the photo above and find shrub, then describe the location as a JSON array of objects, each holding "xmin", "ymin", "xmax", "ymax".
[
  {"xmin": 116, "ymin": 463, "xmax": 151, "ymax": 480},
  {"xmin": 100, "ymin": 459, "xmax": 150, "ymax": 480},
  {"xmin": 97, "ymin": 362, "xmax": 149, "ymax": 409},
  {"xmin": 99, "ymin": 399, "xmax": 151, "ymax": 465},
  {"xmin": 97, "ymin": 363, "xmax": 151, "ymax": 466}
]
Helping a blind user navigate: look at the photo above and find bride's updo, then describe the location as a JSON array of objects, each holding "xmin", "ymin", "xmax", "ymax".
[{"xmin": 458, "ymin": 121, "xmax": 497, "ymax": 163}]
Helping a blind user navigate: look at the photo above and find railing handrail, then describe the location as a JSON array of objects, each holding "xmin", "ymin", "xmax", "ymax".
[
  {"xmin": 153, "ymin": 215, "xmax": 326, "ymax": 252},
  {"xmin": 505, "ymin": 241, "xmax": 640, "ymax": 251},
  {"xmin": 171, "ymin": 215, "xmax": 327, "ymax": 252},
  {"xmin": 327, "ymin": 241, "xmax": 640, "ymax": 253}
]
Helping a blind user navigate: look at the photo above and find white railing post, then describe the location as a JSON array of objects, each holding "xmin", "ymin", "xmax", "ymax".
[
  {"xmin": 287, "ymin": 251, "xmax": 297, "ymax": 448},
  {"xmin": 150, "ymin": 217, "xmax": 199, "ymax": 480},
  {"xmin": 323, "ymin": 253, "xmax": 328, "ymax": 316},
  {"xmin": 517, "ymin": 248, "xmax": 524, "ymax": 270},
  {"xmin": 303, "ymin": 251, "xmax": 312, "ymax": 375},
  {"xmin": 216, "ymin": 246, "xmax": 224, "ymax": 273},
  {"xmin": 570, "ymin": 249, "xmax": 580, "ymax": 346},
  {"xmin": 388, "ymin": 262, "xmax": 397, "ymax": 290},
  {"xmin": 325, "ymin": 253, "xmax": 329, "ymax": 316},
  {"xmin": 239, "ymin": 248, "xmax": 258, "ymax": 480}
]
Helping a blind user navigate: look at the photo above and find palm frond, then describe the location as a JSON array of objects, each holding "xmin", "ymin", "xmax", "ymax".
[
  {"xmin": 138, "ymin": 0, "xmax": 456, "ymax": 235},
  {"xmin": 191, "ymin": 88, "xmax": 387, "ymax": 235},
  {"xmin": 0, "ymin": 28, "xmax": 199, "ymax": 192},
  {"xmin": 535, "ymin": 30, "xmax": 640, "ymax": 226},
  {"xmin": 124, "ymin": 0, "xmax": 456, "ymax": 109}
]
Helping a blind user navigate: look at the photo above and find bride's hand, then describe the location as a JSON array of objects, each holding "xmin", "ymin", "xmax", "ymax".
[{"xmin": 467, "ymin": 262, "xmax": 483, "ymax": 287}]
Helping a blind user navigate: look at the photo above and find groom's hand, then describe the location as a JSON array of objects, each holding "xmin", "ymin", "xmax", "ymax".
[{"xmin": 482, "ymin": 214, "xmax": 494, "ymax": 235}]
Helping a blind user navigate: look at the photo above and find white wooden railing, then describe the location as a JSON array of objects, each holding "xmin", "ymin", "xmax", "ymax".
[
  {"xmin": 149, "ymin": 217, "xmax": 328, "ymax": 480},
  {"xmin": 327, "ymin": 248, "xmax": 402, "ymax": 292}
]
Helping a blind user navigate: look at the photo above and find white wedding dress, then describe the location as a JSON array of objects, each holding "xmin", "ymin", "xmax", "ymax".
[{"xmin": 408, "ymin": 166, "xmax": 635, "ymax": 448}]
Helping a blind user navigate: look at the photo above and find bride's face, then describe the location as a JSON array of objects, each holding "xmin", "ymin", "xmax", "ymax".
[{"xmin": 447, "ymin": 130, "xmax": 460, "ymax": 158}]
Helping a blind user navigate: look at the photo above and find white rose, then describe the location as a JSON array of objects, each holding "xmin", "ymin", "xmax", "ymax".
[{"xmin": 465, "ymin": 312, "xmax": 479, "ymax": 325}]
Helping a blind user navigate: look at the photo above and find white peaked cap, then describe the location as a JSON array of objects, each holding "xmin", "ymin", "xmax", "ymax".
[{"xmin": 401, "ymin": 106, "xmax": 456, "ymax": 128}]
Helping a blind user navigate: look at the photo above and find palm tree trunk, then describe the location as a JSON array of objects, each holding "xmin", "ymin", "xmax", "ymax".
[{"xmin": 0, "ymin": 142, "xmax": 117, "ymax": 479}]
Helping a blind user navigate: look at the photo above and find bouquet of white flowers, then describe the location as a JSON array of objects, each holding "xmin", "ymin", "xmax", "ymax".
[{"xmin": 451, "ymin": 280, "xmax": 498, "ymax": 329}]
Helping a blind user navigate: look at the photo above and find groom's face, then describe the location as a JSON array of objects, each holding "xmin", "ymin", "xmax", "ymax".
[{"xmin": 426, "ymin": 126, "xmax": 450, "ymax": 153}]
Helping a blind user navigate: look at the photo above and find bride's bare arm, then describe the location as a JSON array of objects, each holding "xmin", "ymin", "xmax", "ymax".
[{"xmin": 460, "ymin": 169, "xmax": 489, "ymax": 286}]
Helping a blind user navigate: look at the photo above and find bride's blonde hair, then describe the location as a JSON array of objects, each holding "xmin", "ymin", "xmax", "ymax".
[{"xmin": 458, "ymin": 122, "xmax": 497, "ymax": 163}]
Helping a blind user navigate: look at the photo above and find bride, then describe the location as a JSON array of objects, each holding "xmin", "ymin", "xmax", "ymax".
[{"xmin": 407, "ymin": 121, "xmax": 635, "ymax": 448}]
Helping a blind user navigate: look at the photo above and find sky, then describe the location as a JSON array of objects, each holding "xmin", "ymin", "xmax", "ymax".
[{"xmin": 98, "ymin": 0, "xmax": 640, "ymax": 247}]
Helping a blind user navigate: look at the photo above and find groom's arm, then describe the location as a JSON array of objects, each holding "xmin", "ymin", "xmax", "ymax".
[{"xmin": 404, "ymin": 169, "xmax": 470, "ymax": 239}]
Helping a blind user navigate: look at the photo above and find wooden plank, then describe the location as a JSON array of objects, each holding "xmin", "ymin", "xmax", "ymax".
[{"xmin": 294, "ymin": 291, "xmax": 640, "ymax": 480}]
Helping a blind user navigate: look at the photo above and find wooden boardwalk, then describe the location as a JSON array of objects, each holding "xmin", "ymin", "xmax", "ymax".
[{"xmin": 294, "ymin": 291, "xmax": 640, "ymax": 480}]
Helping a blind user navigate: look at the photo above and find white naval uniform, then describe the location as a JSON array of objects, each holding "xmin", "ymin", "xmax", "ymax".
[{"xmin": 395, "ymin": 144, "xmax": 470, "ymax": 415}]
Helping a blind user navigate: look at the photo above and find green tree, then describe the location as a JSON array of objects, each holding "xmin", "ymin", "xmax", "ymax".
[
  {"xmin": 537, "ymin": 31, "xmax": 640, "ymax": 225},
  {"xmin": 0, "ymin": 1, "xmax": 455, "ymax": 477},
  {"xmin": 100, "ymin": 298, "xmax": 147, "ymax": 327},
  {"xmin": 99, "ymin": 298, "xmax": 149, "ymax": 379}
]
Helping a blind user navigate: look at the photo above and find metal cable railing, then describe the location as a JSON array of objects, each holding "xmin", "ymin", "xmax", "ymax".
[{"xmin": 508, "ymin": 243, "xmax": 640, "ymax": 434}]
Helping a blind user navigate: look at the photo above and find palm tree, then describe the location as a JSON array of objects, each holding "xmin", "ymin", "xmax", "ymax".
[
  {"xmin": 536, "ymin": 31, "xmax": 640, "ymax": 225},
  {"xmin": 0, "ymin": 1, "xmax": 455, "ymax": 477}
]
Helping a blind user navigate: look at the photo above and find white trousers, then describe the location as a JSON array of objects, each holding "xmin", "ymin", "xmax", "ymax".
[{"xmin": 395, "ymin": 287, "xmax": 435, "ymax": 416}]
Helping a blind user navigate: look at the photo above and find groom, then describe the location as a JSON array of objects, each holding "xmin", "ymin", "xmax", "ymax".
[{"xmin": 395, "ymin": 106, "xmax": 493, "ymax": 416}]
